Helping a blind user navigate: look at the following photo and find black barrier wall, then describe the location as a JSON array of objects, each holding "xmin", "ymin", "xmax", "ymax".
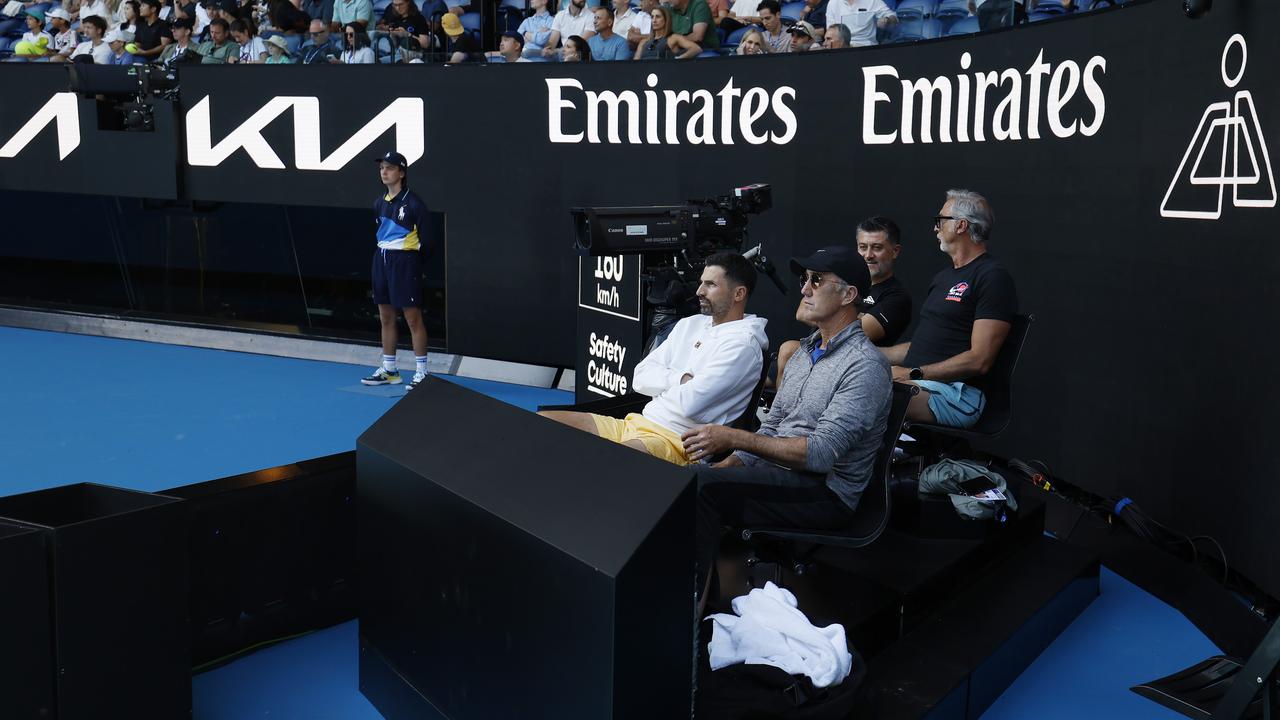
[
  {"xmin": 1, "ymin": 0, "xmax": 1279, "ymax": 601},
  {"xmin": 0, "ymin": 65, "xmax": 178, "ymax": 199}
]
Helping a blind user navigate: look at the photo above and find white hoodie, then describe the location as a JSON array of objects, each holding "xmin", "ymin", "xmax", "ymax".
[{"xmin": 632, "ymin": 313, "xmax": 769, "ymax": 436}]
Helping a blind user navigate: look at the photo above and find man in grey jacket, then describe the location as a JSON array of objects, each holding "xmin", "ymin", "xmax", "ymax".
[{"xmin": 681, "ymin": 245, "xmax": 892, "ymax": 612}]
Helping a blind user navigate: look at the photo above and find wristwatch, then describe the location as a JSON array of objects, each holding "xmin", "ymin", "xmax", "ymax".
[{"xmin": 909, "ymin": 367, "xmax": 924, "ymax": 381}]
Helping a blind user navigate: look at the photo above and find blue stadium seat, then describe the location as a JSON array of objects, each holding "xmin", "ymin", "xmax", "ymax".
[
  {"xmin": 934, "ymin": 0, "xmax": 969, "ymax": 20},
  {"xmin": 1027, "ymin": 10, "xmax": 1054, "ymax": 21},
  {"xmin": 697, "ymin": 48, "xmax": 721, "ymax": 57},
  {"xmin": 780, "ymin": 1, "xmax": 804, "ymax": 21},
  {"xmin": 882, "ymin": 0, "xmax": 896, "ymax": 8},
  {"xmin": 372, "ymin": 0, "xmax": 392, "ymax": 15},
  {"xmin": 1081, "ymin": 0, "xmax": 1120, "ymax": 9},
  {"xmin": 460, "ymin": 11, "xmax": 481, "ymax": 30},
  {"xmin": 1032, "ymin": 0, "xmax": 1068, "ymax": 13},
  {"xmin": 725, "ymin": 24, "xmax": 756, "ymax": 45},
  {"xmin": 285, "ymin": 34, "xmax": 302, "ymax": 54},
  {"xmin": 892, "ymin": 16, "xmax": 940, "ymax": 40},
  {"xmin": 0, "ymin": 37, "xmax": 11, "ymax": 54},
  {"xmin": 894, "ymin": 0, "xmax": 937, "ymax": 20},
  {"xmin": 944, "ymin": 14, "xmax": 979, "ymax": 34},
  {"xmin": 0, "ymin": 19, "xmax": 23, "ymax": 36}
]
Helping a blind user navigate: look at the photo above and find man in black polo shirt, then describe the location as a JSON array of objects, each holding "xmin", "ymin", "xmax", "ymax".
[
  {"xmin": 131, "ymin": 0, "xmax": 173, "ymax": 60},
  {"xmin": 775, "ymin": 216, "xmax": 913, "ymax": 389},
  {"xmin": 883, "ymin": 189, "xmax": 1017, "ymax": 429}
]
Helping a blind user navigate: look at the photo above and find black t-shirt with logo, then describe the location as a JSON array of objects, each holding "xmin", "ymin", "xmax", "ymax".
[
  {"xmin": 903, "ymin": 253, "xmax": 1017, "ymax": 385},
  {"xmin": 134, "ymin": 17, "xmax": 173, "ymax": 51},
  {"xmin": 863, "ymin": 275, "xmax": 912, "ymax": 347}
]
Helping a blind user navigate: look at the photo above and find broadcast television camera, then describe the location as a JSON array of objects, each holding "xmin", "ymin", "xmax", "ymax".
[{"xmin": 570, "ymin": 183, "xmax": 787, "ymax": 354}]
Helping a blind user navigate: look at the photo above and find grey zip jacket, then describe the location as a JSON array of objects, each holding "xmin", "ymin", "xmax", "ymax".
[{"xmin": 734, "ymin": 320, "xmax": 892, "ymax": 511}]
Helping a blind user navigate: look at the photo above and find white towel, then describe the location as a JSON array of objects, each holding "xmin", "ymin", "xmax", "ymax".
[{"xmin": 707, "ymin": 581, "xmax": 853, "ymax": 688}]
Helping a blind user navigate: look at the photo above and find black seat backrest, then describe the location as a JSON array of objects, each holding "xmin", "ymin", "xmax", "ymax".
[
  {"xmin": 728, "ymin": 349, "xmax": 773, "ymax": 433},
  {"xmin": 967, "ymin": 313, "xmax": 1034, "ymax": 436},
  {"xmin": 841, "ymin": 381, "xmax": 919, "ymax": 543}
]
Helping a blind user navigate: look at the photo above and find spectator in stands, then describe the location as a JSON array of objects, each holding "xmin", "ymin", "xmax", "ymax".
[
  {"xmin": 69, "ymin": 15, "xmax": 113, "ymax": 61},
  {"xmin": 483, "ymin": 29, "xmax": 527, "ymax": 61},
  {"xmin": 970, "ymin": 0, "xmax": 1024, "ymax": 29},
  {"xmin": 516, "ymin": 0, "xmax": 553, "ymax": 56},
  {"xmin": 158, "ymin": 15, "xmax": 197, "ymax": 63},
  {"xmin": 612, "ymin": 0, "xmax": 648, "ymax": 49},
  {"xmin": 105, "ymin": 26, "xmax": 137, "ymax": 62},
  {"xmin": 440, "ymin": 10, "xmax": 478, "ymax": 62},
  {"xmin": 169, "ymin": 0, "xmax": 208, "ymax": 35},
  {"xmin": 73, "ymin": 0, "xmax": 111, "ymax": 24},
  {"xmin": 827, "ymin": 0, "xmax": 894, "ymax": 46},
  {"xmin": 776, "ymin": 216, "xmax": 913, "ymax": 390},
  {"xmin": 330, "ymin": 0, "xmax": 372, "ymax": 33},
  {"xmin": 797, "ymin": 0, "xmax": 824, "ymax": 29},
  {"xmin": 544, "ymin": 0, "xmax": 594, "ymax": 59},
  {"xmin": 228, "ymin": 17, "xmax": 265, "ymax": 60},
  {"xmin": 882, "ymin": 190, "xmax": 1017, "ymax": 428},
  {"xmin": 587, "ymin": 6, "xmax": 627, "ymax": 60},
  {"xmin": 684, "ymin": 245, "xmax": 891, "ymax": 617},
  {"xmin": 722, "ymin": 0, "xmax": 760, "ymax": 32},
  {"xmin": 263, "ymin": 30, "xmax": 292, "ymax": 58},
  {"xmin": 377, "ymin": 0, "xmax": 433, "ymax": 58},
  {"xmin": 540, "ymin": 253, "xmax": 768, "ymax": 467},
  {"xmin": 818, "ymin": 21, "xmax": 847, "ymax": 48},
  {"xmin": 117, "ymin": 0, "xmax": 140, "ymax": 34},
  {"xmin": 633, "ymin": 4, "xmax": 674, "ymax": 59},
  {"xmin": 13, "ymin": 10, "xmax": 54, "ymax": 57},
  {"xmin": 130, "ymin": 0, "xmax": 172, "ymax": 59},
  {"xmin": 199, "ymin": 0, "xmax": 232, "ymax": 39},
  {"xmin": 756, "ymin": 0, "xmax": 787, "ymax": 52},
  {"xmin": 45, "ymin": 7, "xmax": 79, "ymax": 61},
  {"xmin": 270, "ymin": 0, "xmax": 309, "ymax": 33},
  {"xmin": 667, "ymin": 0, "xmax": 718, "ymax": 54},
  {"xmin": 299, "ymin": 17, "xmax": 337, "ymax": 60},
  {"xmin": 361, "ymin": 151, "xmax": 432, "ymax": 389},
  {"xmin": 561, "ymin": 32, "xmax": 590, "ymax": 61},
  {"xmin": 733, "ymin": 25, "xmax": 764, "ymax": 54},
  {"xmin": 336, "ymin": 20, "xmax": 372, "ymax": 60},
  {"xmin": 195, "ymin": 16, "xmax": 238, "ymax": 60},
  {"xmin": 787, "ymin": 19, "xmax": 818, "ymax": 51}
]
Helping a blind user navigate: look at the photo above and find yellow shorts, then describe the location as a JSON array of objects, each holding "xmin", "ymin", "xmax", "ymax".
[{"xmin": 591, "ymin": 413, "xmax": 690, "ymax": 466}]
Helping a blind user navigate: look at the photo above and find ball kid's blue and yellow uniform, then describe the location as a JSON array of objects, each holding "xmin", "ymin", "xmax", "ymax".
[{"xmin": 371, "ymin": 185, "xmax": 430, "ymax": 308}]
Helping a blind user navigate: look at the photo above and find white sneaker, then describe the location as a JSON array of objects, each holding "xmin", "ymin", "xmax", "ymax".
[{"xmin": 405, "ymin": 371, "xmax": 427, "ymax": 390}]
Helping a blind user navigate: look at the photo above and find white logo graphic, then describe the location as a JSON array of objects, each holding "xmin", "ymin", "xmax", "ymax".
[
  {"xmin": 0, "ymin": 92, "xmax": 80, "ymax": 161},
  {"xmin": 398, "ymin": 205, "xmax": 405, "ymax": 221},
  {"xmin": 1161, "ymin": 35, "xmax": 1275, "ymax": 220},
  {"xmin": 186, "ymin": 96, "xmax": 424, "ymax": 170}
]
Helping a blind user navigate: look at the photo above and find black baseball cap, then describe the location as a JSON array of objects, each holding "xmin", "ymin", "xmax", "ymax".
[
  {"xmin": 171, "ymin": 16, "xmax": 194, "ymax": 29},
  {"xmin": 375, "ymin": 151, "xmax": 408, "ymax": 169},
  {"xmin": 790, "ymin": 246, "xmax": 871, "ymax": 301}
]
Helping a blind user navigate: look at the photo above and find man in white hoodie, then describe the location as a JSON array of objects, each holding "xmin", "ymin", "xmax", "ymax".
[{"xmin": 540, "ymin": 251, "xmax": 768, "ymax": 466}]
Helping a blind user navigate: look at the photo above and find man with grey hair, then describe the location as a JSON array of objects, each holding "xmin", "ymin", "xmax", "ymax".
[
  {"xmin": 818, "ymin": 22, "xmax": 850, "ymax": 49},
  {"xmin": 882, "ymin": 189, "xmax": 1018, "ymax": 428}
]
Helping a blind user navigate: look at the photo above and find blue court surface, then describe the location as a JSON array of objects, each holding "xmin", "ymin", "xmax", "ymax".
[{"xmin": 0, "ymin": 327, "xmax": 1221, "ymax": 719}]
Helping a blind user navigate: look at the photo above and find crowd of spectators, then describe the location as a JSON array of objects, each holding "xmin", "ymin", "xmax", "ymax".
[{"xmin": 0, "ymin": 0, "xmax": 1106, "ymax": 63}]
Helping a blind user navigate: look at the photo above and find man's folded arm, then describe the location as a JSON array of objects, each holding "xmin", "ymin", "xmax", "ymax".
[{"xmin": 662, "ymin": 340, "xmax": 761, "ymax": 423}]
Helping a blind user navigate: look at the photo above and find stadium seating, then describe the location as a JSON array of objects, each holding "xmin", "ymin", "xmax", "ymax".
[
  {"xmin": 944, "ymin": 14, "xmax": 979, "ymax": 34},
  {"xmin": 894, "ymin": 0, "xmax": 937, "ymax": 20},
  {"xmin": 934, "ymin": 0, "xmax": 970, "ymax": 20},
  {"xmin": 460, "ymin": 9, "xmax": 481, "ymax": 41},
  {"xmin": 780, "ymin": 1, "xmax": 805, "ymax": 21},
  {"xmin": 1032, "ymin": 0, "xmax": 1069, "ymax": 13},
  {"xmin": 892, "ymin": 17, "xmax": 941, "ymax": 41},
  {"xmin": 1027, "ymin": 10, "xmax": 1054, "ymax": 21}
]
